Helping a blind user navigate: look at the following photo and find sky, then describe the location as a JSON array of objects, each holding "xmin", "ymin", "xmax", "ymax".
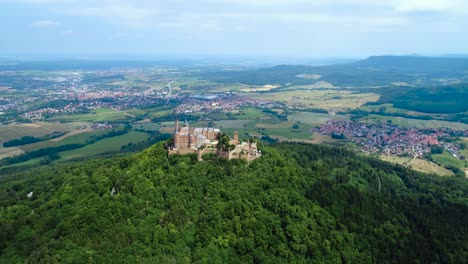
[{"xmin": 1, "ymin": 0, "xmax": 467, "ymax": 58}]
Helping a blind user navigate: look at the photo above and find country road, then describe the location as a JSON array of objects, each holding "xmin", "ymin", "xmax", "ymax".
[{"xmin": 166, "ymin": 80, "xmax": 174, "ymax": 104}]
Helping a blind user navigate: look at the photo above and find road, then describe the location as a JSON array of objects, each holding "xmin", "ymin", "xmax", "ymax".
[
  {"xmin": 166, "ymin": 80, "xmax": 174, "ymax": 104},
  {"xmin": 328, "ymin": 111, "xmax": 336, "ymax": 122}
]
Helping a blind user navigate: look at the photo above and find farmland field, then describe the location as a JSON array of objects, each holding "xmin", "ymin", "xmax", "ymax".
[
  {"xmin": 59, "ymin": 131, "xmax": 149, "ymax": 160},
  {"xmin": 18, "ymin": 129, "xmax": 106, "ymax": 152},
  {"xmin": 0, "ymin": 122, "xmax": 69, "ymax": 144},
  {"xmin": 0, "ymin": 147, "xmax": 24, "ymax": 159},
  {"xmin": 359, "ymin": 115, "xmax": 468, "ymax": 130},
  {"xmin": 249, "ymin": 90, "xmax": 379, "ymax": 110},
  {"xmin": 432, "ymin": 150, "xmax": 466, "ymax": 170},
  {"xmin": 380, "ymin": 155, "xmax": 454, "ymax": 176},
  {"xmin": 289, "ymin": 112, "xmax": 348, "ymax": 125},
  {"xmin": 53, "ymin": 108, "xmax": 130, "ymax": 122}
]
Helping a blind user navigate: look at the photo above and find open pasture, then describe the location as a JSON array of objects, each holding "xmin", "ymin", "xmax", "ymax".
[
  {"xmin": 249, "ymin": 90, "xmax": 379, "ymax": 111},
  {"xmin": 59, "ymin": 131, "xmax": 149, "ymax": 161},
  {"xmin": 0, "ymin": 147, "xmax": 24, "ymax": 159},
  {"xmin": 289, "ymin": 112, "xmax": 349, "ymax": 125},
  {"xmin": 53, "ymin": 108, "xmax": 129, "ymax": 122},
  {"xmin": 0, "ymin": 122, "xmax": 69, "ymax": 144},
  {"xmin": 360, "ymin": 115, "xmax": 468, "ymax": 130},
  {"xmin": 380, "ymin": 155, "xmax": 454, "ymax": 176}
]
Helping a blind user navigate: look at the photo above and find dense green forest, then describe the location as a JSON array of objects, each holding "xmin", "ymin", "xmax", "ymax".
[
  {"xmin": 378, "ymin": 84, "xmax": 468, "ymax": 114},
  {"xmin": 0, "ymin": 142, "xmax": 467, "ymax": 263}
]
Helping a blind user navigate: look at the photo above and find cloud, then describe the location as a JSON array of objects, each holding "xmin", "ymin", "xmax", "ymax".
[
  {"xmin": 31, "ymin": 20, "xmax": 61, "ymax": 27},
  {"xmin": 395, "ymin": 0, "xmax": 468, "ymax": 14}
]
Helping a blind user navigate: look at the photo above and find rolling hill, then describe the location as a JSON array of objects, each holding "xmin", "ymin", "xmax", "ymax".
[
  {"xmin": 0, "ymin": 142, "xmax": 466, "ymax": 262},
  {"xmin": 203, "ymin": 56, "xmax": 468, "ymax": 87}
]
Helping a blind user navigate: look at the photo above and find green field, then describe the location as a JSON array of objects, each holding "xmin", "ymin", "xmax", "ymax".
[
  {"xmin": 380, "ymin": 155, "xmax": 454, "ymax": 176},
  {"xmin": 360, "ymin": 115, "xmax": 468, "ymax": 130},
  {"xmin": 432, "ymin": 150, "xmax": 466, "ymax": 170},
  {"xmin": 132, "ymin": 122, "xmax": 162, "ymax": 131},
  {"xmin": 289, "ymin": 112, "xmax": 348, "ymax": 125},
  {"xmin": 0, "ymin": 147, "xmax": 24, "ymax": 159},
  {"xmin": 191, "ymin": 119, "xmax": 252, "ymax": 129},
  {"xmin": 0, "ymin": 122, "xmax": 69, "ymax": 144},
  {"xmin": 59, "ymin": 131, "xmax": 149, "ymax": 160},
  {"xmin": 18, "ymin": 129, "xmax": 110, "ymax": 152},
  {"xmin": 53, "ymin": 108, "xmax": 130, "ymax": 122},
  {"xmin": 249, "ymin": 90, "xmax": 379, "ymax": 110}
]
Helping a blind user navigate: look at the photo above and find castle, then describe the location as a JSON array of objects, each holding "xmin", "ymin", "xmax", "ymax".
[
  {"xmin": 168, "ymin": 120, "xmax": 261, "ymax": 161},
  {"xmin": 173, "ymin": 119, "xmax": 220, "ymax": 150}
]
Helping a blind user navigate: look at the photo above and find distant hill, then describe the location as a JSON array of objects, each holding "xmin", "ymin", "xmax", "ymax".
[
  {"xmin": 203, "ymin": 56, "xmax": 468, "ymax": 87},
  {"xmin": 377, "ymin": 83, "xmax": 468, "ymax": 114},
  {"xmin": 0, "ymin": 142, "xmax": 467, "ymax": 262},
  {"xmin": 353, "ymin": 56, "xmax": 468, "ymax": 73}
]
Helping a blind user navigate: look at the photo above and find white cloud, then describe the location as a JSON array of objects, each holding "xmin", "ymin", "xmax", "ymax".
[
  {"xmin": 395, "ymin": 0, "xmax": 468, "ymax": 14},
  {"xmin": 32, "ymin": 20, "xmax": 61, "ymax": 27}
]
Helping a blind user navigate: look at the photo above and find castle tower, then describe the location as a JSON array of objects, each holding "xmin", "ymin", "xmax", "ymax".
[
  {"xmin": 175, "ymin": 120, "xmax": 179, "ymax": 132},
  {"xmin": 189, "ymin": 133, "xmax": 196, "ymax": 149},
  {"xmin": 233, "ymin": 131, "xmax": 239, "ymax": 143},
  {"xmin": 174, "ymin": 132, "xmax": 180, "ymax": 149}
]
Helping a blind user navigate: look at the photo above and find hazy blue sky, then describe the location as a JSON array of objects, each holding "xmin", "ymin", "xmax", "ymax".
[{"xmin": 1, "ymin": 0, "xmax": 467, "ymax": 58}]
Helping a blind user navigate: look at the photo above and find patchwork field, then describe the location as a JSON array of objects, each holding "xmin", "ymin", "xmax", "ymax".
[
  {"xmin": 380, "ymin": 155, "xmax": 454, "ymax": 176},
  {"xmin": 359, "ymin": 115, "xmax": 468, "ymax": 130},
  {"xmin": 59, "ymin": 131, "xmax": 149, "ymax": 160},
  {"xmin": 18, "ymin": 129, "xmax": 105, "ymax": 152},
  {"xmin": 289, "ymin": 112, "xmax": 348, "ymax": 125},
  {"xmin": 0, "ymin": 122, "xmax": 70, "ymax": 144},
  {"xmin": 249, "ymin": 90, "xmax": 379, "ymax": 110},
  {"xmin": 0, "ymin": 147, "xmax": 24, "ymax": 159},
  {"xmin": 432, "ymin": 151, "xmax": 466, "ymax": 170},
  {"xmin": 53, "ymin": 108, "xmax": 130, "ymax": 122}
]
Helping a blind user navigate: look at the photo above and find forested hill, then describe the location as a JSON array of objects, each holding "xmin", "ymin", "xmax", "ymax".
[
  {"xmin": 0, "ymin": 142, "xmax": 467, "ymax": 263},
  {"xmin": 353, "ymin": 56, "xmax": 468, "ymax": 73},
  {"xmin": 203, "ymin": 56, "xmax": 468, "ymax": 86}
]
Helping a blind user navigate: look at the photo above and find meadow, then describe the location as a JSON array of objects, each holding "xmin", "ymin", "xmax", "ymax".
[
  {"xmin": 380, "ymin": 155, "xmax": 454, "ymax": 176},
  {"xmin": 432, "ymin": 150, "xmax": 467, "ymax": 170},
  {"xmin": 247, "ymin": 90, "xmax": 379, "ymax": 111},
  {"xmin": 59, "ymin": 131, "xmax": 149, "ymax": 161},
  {"xmin": 53, "ymin": 108, "xmax": 130, "ymax": 122},
  {"xmin": 359, "ymin": 115, "xmax": 468, "ymax": 130},
  {"xmin": 0, "ymin": 122, "xmax": 70, "ymax": 144}
]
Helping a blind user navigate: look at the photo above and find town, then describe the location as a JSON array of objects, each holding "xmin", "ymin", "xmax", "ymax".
[{"xmin": 315, "ymin": 120, "xmax": 467, "ymax": 159}]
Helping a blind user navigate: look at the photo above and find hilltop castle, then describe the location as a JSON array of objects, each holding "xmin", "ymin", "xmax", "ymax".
[
  {"xmin": 173, "ymin": 119, "xmax": 220, "ymax": 150},
  {"xmin": 168, "ymin": 120, "xmax": 261, "ymax": 161}
]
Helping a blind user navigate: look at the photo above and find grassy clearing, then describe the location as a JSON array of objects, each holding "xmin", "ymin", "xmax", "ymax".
[
  {"xmin": 380, "ymin": 155, "xmax": 454, "ymax": 176},
  {"xmin": 309, "ymin": 133, "xmax": 338, "ymax": 144},
  {"xmin": 249, "ymin": 90, "xmax": 379, "ymax": 111},
  {"xmin": 0, "ymin": 122, "xmax": 69, "ymax": 144},
  {"xmin": 234, "ymin": 108, "xmax": 268, "ymax": 119},
  {"xmin": 214, "ymin": 119, "xmax": 251, "ymax": 128},
  {"xmin": 289, "ymin": 112, "xmax": 348, "ymax": 125},
  {"xmin": 238, "ymin": 85, "xmax": 279, "ymax": 92},
  {"xmin": 133, "ymin": 122, "xmax": 162, "ymax": 131},
  {"xmin": 359, "ymin": 115, "xmax": 468, "ymax": 130},
  {"xmin": 3, "ymin": 157, "xmax": 44, "ymax": 168},
  {"xmin": 283, "ymin": 82, "xmax": 335, "ymax": 90},
  {"xmin": 432, "ymin": 151, "xmax": 466, "ymax": 170},
  {"xmin": 59, "ymin": 131, "xmax": 149, "ymax": 160},
  {"xmin": 18, "ymin": 130, "xmax": 109, "ymax": 152},
  {"xmin": 361, "ymin": 104, "xmax": 435, "ymax": 117},
  {"xmin": 54, "ymin": 108, "xmax": 129, "ymax": 122},
  {"xmin": 0, "ymin": 147, "xmax": 24, "ymax": 159}
]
